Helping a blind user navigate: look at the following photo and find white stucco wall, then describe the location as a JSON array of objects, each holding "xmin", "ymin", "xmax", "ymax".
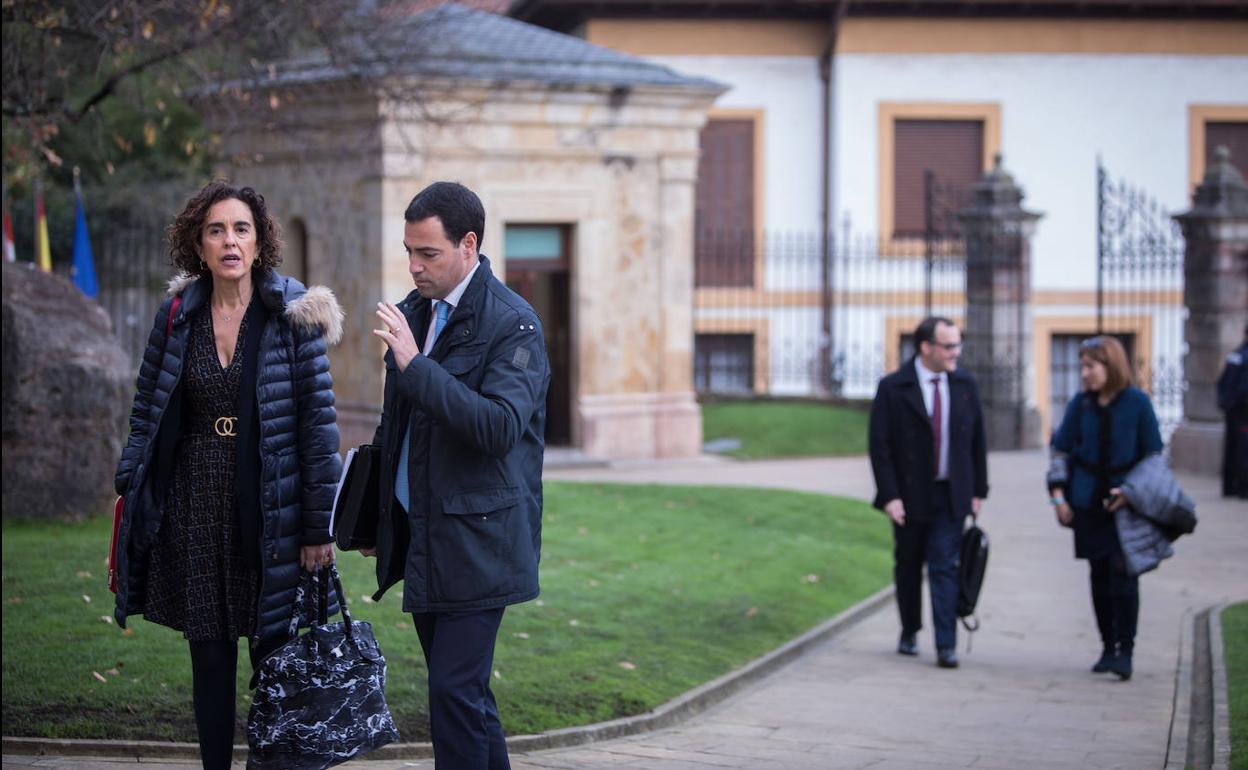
[
  {"xmin": 646, "ymin": 55, "xmax": 824, "ymax": 233},
  {"xmin": 834, "ymin": 53, "xmax": 1248, "ymax": 289}
]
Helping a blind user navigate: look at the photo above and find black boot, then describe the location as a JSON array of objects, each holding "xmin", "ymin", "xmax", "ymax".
[
  {"xmin": 1107, "ymin": 650, "xmax": 1132, "ymax": 681},
  {"xmin": 1091, "ymin": 645, "xmax": 1116, "ymax": 673}
]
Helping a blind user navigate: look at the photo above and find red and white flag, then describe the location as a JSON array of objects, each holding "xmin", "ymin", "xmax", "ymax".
[{"xmin": 2, "ymin": 204, "xmax": 15, "ymax": 263}]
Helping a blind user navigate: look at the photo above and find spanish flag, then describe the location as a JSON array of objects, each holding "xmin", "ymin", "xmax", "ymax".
[{"xmin": 34, "ymin": 179, "xmax": 51, "ymax": 272}]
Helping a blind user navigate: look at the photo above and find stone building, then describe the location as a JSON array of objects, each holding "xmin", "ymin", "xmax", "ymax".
[{"xmin": 212, "ymin": 3, "xmax": 726, "ymax": 459}]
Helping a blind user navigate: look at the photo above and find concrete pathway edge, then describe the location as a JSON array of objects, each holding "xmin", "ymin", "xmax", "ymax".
[
  {"xmin": 2, "ymin": 586, "xmax": 895, "ymax": 761},
  {"xmin": 1165, "ymin": 606, "xmax": 1197, "ymax": 770}
]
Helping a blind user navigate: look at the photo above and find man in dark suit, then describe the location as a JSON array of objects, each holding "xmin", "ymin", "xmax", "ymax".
[
  {"xmin": 1218, "ymin": 323, "xmax": 1248, "ymax": 499},
  {"xmin": 364, "ymin": 182, "xmax": 550, "ymax": 769},
  {"xmin": 869, "ymin": 316, "xmax": 988, "ymax": 668}
]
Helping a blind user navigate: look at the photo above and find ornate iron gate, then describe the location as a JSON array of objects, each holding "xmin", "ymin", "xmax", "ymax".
[{"xmin": 1096, "ymin": 160, "xmax": 1186, "ymax": 437}]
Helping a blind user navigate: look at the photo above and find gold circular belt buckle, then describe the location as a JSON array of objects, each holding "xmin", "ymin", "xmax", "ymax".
[{"xmin": 214, "ymin": 417, "xmax": 237, "ymax": 437}]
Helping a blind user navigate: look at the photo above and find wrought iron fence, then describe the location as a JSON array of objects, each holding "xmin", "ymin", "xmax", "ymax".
[
  {"xmin": 693, "ymin": 227, "xmax": 966, "ymax": 401},
  {"xmin": 1096, "ymin": 161, "xmax": 1186, "ymax": 438}
]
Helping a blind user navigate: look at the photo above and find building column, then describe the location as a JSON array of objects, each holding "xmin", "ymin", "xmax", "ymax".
[
  {"xmin": 654, "ymin": 153, "xmax": 703, "ymax": 458},
  {"xmin": 1170, "ymin": 146, "xmax": 1248, "ymax": 475},
  {"xmin": 958, "ymin": 154, "xmax": 1043, "ymax": 450}
]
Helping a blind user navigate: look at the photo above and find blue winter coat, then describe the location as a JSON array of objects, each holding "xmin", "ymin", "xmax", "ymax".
[
  {"xmin": 113, "ymin": 270, "xmax": 344, "ymax": 648},
  {"xmin": 369, "ymin": 256, "xmax": 550, "ymax": 613}
]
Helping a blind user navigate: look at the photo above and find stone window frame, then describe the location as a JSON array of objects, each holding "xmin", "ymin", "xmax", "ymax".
[
  {"xmin": 1187, "ymin": 104, "xmax": 1248, "ymax": 194},
  {"xmin": 877, "ymin": 102, "xmax": 1001, "ymax": 249}
]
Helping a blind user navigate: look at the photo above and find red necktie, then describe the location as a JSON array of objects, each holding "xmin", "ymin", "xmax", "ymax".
[{"xmin": 931, "ymin": 376, "xmax": 942, "ymax": 477}]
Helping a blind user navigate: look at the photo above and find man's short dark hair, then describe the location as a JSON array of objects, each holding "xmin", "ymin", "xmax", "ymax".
[
  {"xmin": 404, "ymin": 181, "xmax": 485, "ymax": 249},
  {"xmin": 914, "ymin": 316, "xmax": 956, "ymax": 348}
]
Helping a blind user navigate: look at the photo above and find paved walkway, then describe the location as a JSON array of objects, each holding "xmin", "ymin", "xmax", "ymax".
[{"xmin": 6, "ymin": 450, "xmax": 1246, "ymax": 769}]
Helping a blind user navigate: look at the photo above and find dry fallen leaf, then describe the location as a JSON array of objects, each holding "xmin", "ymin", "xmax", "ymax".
[
  {"xmin": 803, "ymin": 574, "xmax": 820, "ymax": 584},
  {"xmin": 576, "ymin": 527, "xmax": 588, "ymax": 535},
  {"xmin": 98, "ymin": 615, "xmax": 114, "ymax": 624},
  {"xmin": 395, "ymin": 621, "xmax": 410, "ymax": 630},
  {"xmin": 512, "ymin": 632, "xmax": 530, "ymax": 639},
  {"xmin": 534, "ymin": 600, "xmax": 545, "ymax": 607},
  {"xmin": 5, "ymin": 597, "xmax": 21, "ymax": 605},
  {"xmin": 618, "ymin": 661, "xmax": 636, "ymax": 670},
  {"xmin": 105, "ymin": 668, "xmax": 121, "ymax": 677},
  {"xmin": 82, "ymin": 595, "xmax": 92, "ymax": 603},
  {"xmin": 568, "ymin": 619, "xmax": 580, "ymax": 627},
  {"xmin": 76, "ymin": 571, "xmax": 93, "ymax": 579},
  {"xmin": 121, "ymin": 628, "xmax": 135, "ymax": 637},
  {"xmin": 361, "ymin": 595, "xmax": 375, "ymax": 604},
  {"xmin": 588, "ymin": 580, "xmax": 599, "ymax": 588},
  {"xmin": 745, "ymin": 607, "xmax": 758, "ymax": 618},
  {"xmin": 92, "ymin": 671, "xmax": 108, "ymax": 684}
]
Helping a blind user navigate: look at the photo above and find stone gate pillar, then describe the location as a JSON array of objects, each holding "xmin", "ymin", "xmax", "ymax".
[
  {"xmin": 1170, "ymin": 146, "xmax": 1248, "ymax": 475},
  {"xmin": 958, "ymin": 154, "xmax": 1043, "ymax": 450}
]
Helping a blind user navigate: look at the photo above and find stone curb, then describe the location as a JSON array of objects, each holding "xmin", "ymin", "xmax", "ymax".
[
  {"xmin": 3, "ymin": 586, "xmax": 895, "ymax": 762},
  {"xmin": 1163, "ymin": 606, "xmax": 1196, "ymax": 770}
]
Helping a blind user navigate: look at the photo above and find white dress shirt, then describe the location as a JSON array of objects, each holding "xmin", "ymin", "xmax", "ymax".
[
  {"xmin": 422, "ymin": 261, "xmax": 480, "ymax": 354},
  {"xmin": 915, "ymin": 357, "xmax": 950, "ymax": 481}
]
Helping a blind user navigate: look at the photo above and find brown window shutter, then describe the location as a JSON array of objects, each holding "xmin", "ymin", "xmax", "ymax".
[
  {"xmin": 1204, "ymin": 121, "xmax": 1248, "ymax": 175},
  {"xmin": 893, "ymin": 120, "xmax": 983, "ymax": 238},
  {"xmin": 696, "ymin": 119, "xmax": 755, "ymax": 287}
]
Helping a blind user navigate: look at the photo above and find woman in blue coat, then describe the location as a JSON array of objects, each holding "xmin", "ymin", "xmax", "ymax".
[
  {"xmin": 1046, "ymin": 336, "xmax": 1163, "ymax": 681},
  {"xmin": 112, "ymin": 181, "xmax": 343, "ymax": 768}
]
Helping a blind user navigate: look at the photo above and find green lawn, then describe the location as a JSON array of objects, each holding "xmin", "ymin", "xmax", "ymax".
[
  {"xmin": 2, "ymin": 481, "xmax": 890, "ymax": 742},
  {"xmin": 1225, "ymin": 602, "xmax": 1248, "ymax": 770},
  {"xmin": 702, "ymin": 401, "xmax": 870, "ymax": 459}
]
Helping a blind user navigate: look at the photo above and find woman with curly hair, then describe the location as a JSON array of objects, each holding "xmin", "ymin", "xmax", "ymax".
[{"xmin": 111, "ymin": 180, "xmax": 344, "ymax": 767}]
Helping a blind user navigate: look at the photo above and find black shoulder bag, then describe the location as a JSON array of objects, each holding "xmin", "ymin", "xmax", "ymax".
[{"xmin": 247, "ymin": 567, "xmax": 400, "ymax": 769}]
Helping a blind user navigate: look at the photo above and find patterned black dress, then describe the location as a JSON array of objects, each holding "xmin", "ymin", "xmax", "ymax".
[{"xmin": 144, "ymin": 303, "xmax": 260, "ymax": 641}]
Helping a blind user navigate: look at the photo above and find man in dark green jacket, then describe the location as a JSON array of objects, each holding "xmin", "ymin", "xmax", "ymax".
[{"xmin": 364, "ymin": 181, "xmax": 549, "ymax": 770}]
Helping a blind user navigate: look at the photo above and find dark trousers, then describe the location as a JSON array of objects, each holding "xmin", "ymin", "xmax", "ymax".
[
  {"xmin": 1089, "ymin": 552, "xmax": 1139, "ymax": 656},
  {"xmin": 412, "ymin": 608, "xmax": 510, "ymax": 770},
  {"xmin": 893, "ymin": 482, "xmax": 962, "ymax": 651},
  {"xmin": 188, "ymin": 640, "xmax": 240, "ymax": 770}
]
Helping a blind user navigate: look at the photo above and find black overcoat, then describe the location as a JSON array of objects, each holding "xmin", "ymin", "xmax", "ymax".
[{"xmin": 868, "ymin": 357, "xmax": 989, "ymax": 521}]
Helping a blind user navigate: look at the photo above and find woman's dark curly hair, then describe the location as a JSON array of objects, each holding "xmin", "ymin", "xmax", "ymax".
[{"xmin": 166, "ymin": 180, "xmax": 283, "ymax": 275}]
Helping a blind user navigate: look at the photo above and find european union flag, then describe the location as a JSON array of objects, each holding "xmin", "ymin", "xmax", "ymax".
[{"xmin": 71, "ymin": 182, "xmax": 98, "ymax": 298}]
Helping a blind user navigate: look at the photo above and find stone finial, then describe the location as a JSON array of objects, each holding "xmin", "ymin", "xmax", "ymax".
[
  {"xmin": 1186, "ymin": 144, "xmax": 1248, "ymax": 215},
  {"xmin": 962, "ymin": 152, "xmax": 1038, "ymax": 217}
]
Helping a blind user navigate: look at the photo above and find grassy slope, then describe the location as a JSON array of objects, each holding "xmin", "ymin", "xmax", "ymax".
[
  {"xmin": 702, "ymin": 401, "xmax": 870, "ymax": 459},
  {"xmin": 2, "ymin": 481, "xmax": 890, "ymax": 742}
]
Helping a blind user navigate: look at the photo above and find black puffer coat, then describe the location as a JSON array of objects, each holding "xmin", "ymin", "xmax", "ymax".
[{"xmin": 113, "ymin": 269, "xmax": 343, "ymax": 649}]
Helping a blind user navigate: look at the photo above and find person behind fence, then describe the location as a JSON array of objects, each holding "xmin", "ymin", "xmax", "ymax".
[
  {"xmin": 1217, "ymin": 323, "xmax": 1248, "ymax": 499},
  {"xmin": 1046, "ymin": 335, "xmax": 1162, "ymax": 681},
  {"xmin": 111, "ymin": 181, "xmax": 344, "ymax": 769},
  {"xmin": 868, "ymin": 316, "xmax": 989, "ymax": 670},
  {"xmin": 360, "ymin": 181, "xmax": 550, "ymax": 770}
]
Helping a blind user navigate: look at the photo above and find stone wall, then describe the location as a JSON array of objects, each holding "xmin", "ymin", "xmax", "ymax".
[{"xmin": 222, "ymin": 81, "xmax": 718, "ymax": 459}]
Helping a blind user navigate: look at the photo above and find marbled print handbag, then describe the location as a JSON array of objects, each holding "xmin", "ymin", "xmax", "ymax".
[{"xmin": 247, "ymin": 566, "xmax": 400, "ymax": 770}]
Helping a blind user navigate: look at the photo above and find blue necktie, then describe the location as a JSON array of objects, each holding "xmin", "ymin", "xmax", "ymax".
[{"xmin": 395, "ymin": 301, "xmax": 451, "ymax": 513}]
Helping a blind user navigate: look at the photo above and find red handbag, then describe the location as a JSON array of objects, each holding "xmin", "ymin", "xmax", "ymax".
[
  {"xmin": 110, "ymin": 295, "xmax": 180, "ymax": 594},
  {"xmin": 108, "ymin": 495, "xmax": 124, "ymax": 593}
]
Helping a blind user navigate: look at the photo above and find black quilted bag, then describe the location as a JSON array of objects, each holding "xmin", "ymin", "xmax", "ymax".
[{"xmin": 247, "ymin": 566, "xmax": 400, "ymax": 770}]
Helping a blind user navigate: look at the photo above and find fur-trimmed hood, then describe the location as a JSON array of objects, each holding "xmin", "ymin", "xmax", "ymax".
[{"xmin": 166, "ymin": 270, "xmax": 343, "ymax": 346}]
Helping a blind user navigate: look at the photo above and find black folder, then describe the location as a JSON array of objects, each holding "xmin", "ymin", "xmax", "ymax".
[{"xmin": 332, "ymin": 445, "xmax": 382, "ymax": 550}]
